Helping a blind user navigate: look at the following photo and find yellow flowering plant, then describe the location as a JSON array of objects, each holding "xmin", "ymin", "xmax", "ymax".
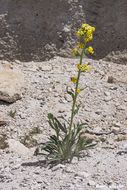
[
  {"xmin": 86, "ymin": 46, "xmax": 94, "ymax": 55},
  {"xmin": 40, "ymin": 23, "xmax": 96, "ymax": 165}
]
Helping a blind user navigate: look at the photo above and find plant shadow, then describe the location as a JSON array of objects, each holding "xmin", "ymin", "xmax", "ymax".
[
  {"xmin": 21, "ymin": 159, "xmax": 47, "ymax": 168},
  {"xmin": 0, "ymin": 100, "xmax": 10, "ymax": 106}
]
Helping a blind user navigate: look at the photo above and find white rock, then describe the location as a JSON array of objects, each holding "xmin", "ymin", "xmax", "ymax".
[
  {"xmin": 111, "ymin": 126, "xmax": 120, "ymax": 134},
  {"xmin": 113, "ymin": 122, "xmax": 121, "ymax": 128},
  {"xmin": 104, "ymin": 91, "xmax": 111, "ymax": 97},
  {"xmin": 7, "ymin": 139, "xmax": 34, "ymax": 158},
  {"xmin": 38, "ymin": 65, "xmax": 52, "ymax": 71},
  {"xmin": 88, "ymin": 180, "xmax": 96, "ymax": 186},
  {"xmin": 123, "ymin": 141, "xmax": 127, "ymax": 150},
  {"xmin": 63, "ymin": 25, "xmax": 71, "ymax": 33},
  {"xmin": 104, "ymin": 96, "xmax": 112, "ymax": 102},
  {"xmin": 110, "ymin": 184, "xmax": 124, "ymax": 189},
  {"xmin": 12, "ymin": 164, "xmax": 21, "ymax": 170},
  {"xmin": 0, "ymin": 66, "xmax": 24, "ymax": 103},
  {"xmin": 96, "ymin": 185, "xmax": 110, "ymax": 190},
  {"xmin": 65, "ymin": 166, "xmax": 75, "ymax": 173},
  {"xmin": 76, "ymin": 171, "xmax": 90, "ymax": 178},
  {"xmin": 71, "ymin": 157, "xmax": 78, "ymax": 164},
  {"xmin": 14, "ymin": 60, "xmax": 21, "ymax": 64},
  {"xmin": 104, "ymin": 91, "xmax": 112, "ymax": 102},
  {"xmin": 95, "ymin": 109, "xmax": 102, "ymax": 115},
  {"xmin": 52, "ymin": 164, "xmax": 65, "ymax": 171},
  {"xmin": 117, "ymin": 105, "xmax": 126, "ymax": 110}
]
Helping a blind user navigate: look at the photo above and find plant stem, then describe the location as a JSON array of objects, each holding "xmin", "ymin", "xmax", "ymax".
[{"xmin": 69, "ymin": 48, "xmax": 84, "ymax": 133}]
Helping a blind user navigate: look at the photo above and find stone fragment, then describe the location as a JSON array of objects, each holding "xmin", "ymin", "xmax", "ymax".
[
  {"xmin": 104, "ymin": 91, "xmax": 111, "ymax": 97},
  {"xmin": 38, "ymin": 64, "xmax": 52, "ymax": 71},
  {"xmin": 111, "ymin": 126, "xmax": 120, "ymax": 134},
  {"xmin": 52, "ymin": 164, "xmax": 65, "ymax": 172},
  {"xmin": 123, "ymin": 141, "xmax": 127, "ymax": 150},
  {"xmin": 12, "ymin": 164, "xmax": 21, "ymax": 170},
  {"xmin": 81, "ymin": 133, "xmax": 98, "ymax": 143},
  {"xmin": 65, "ymin": 166, "xmax": 75, "ymax": 173},
  {"xmin": 63, "ymin": 25, "xmax": 71, "ymax": 33},
  {"xmin": 96, "ymin": 184, "xmax": 110, "ymax": 190},
  {"xmin": 88, "ymin": 180, "xmax": 96, "ymax": 186},
  {"xmin": 104, "ymin": 96, "xmax": 112, "ymax": 102},
  {"xmin": 107, "ymin": 76, "xmax": 114, "ymax": 83},
  {"xmin": 0, "ymin": 116, "xmax": 7, "ymax": 126},
  {"xmin": 95, "ymin": 109, "xmax": 102, "ymax": 115},
  {"xmin": 0, "ymin": 135, "xmax": 8, "ymax": 149},
  {"xmin": 113, "ymin": 122, "xmax": 121, "ymax": 128},
  {"xmin": 14, "ymin": 60, "xmax": 21, "ymax": 64},
  {"xmin": 71, "ymin": 157, "xmax": 78, "ymax": 164},
  {"xmin": 117, "ymin": 105, "xmax": 126, "ymax": 110},
  {"xmin": 75, "ymin": 171, "xmax": 90, "ymax": 178}
]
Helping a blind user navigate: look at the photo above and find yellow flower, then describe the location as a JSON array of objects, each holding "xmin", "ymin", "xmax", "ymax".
[
  {"xmin": 77, "ymin": 42, "xmax": 84, "ymax": 49},
  {"xmin": 76, "ymin": 88, "xmax": 81, "ymax": 93},
  {"xmin": 85, "ymin": 31, "xmax": 93, "ymax": 42},
  {"xmin": 86, "ymin": 46, "xmax": 94, "ymax": 55},
  {"xmin": 77, "ymin": 64, "xmax": 81, "ymax": 70},
  {"xmin": 76, "ymin": 23, "xmax": 95, "ymax": 45},
  {"xmin": 82, "ymin": 24, "xmax": 90, "ymax": 32},
  {"xmin": 76, "ymin": 29, "xmax": 84, "ymax": 37},
  {"xmin": 86, "ymin": 29, "xmax": 93, "ymax": 36},
  {"xmin": 81, "ymin": 23, "xmax": 88, "ymax": 29},
  {"xmin": 92, "ymin": 26, "xmax": 96, "ymax": 32},
  {"xmin": 81, "ymin": 64, "xmax": 90, "ymax": 72},
  {"xmin": 77, "ymin": 63, "xmax": 90, "ymax": 72},
  {"xmin": 85, "ymin": 35, "xmax": 93, "ymax": 43},
  {"xmin": 82, "ymin": 24, "xmax": 95, "ymax": 33},
  {"xmin": 72, "ymin": 48, "xmax": 79, "ymax": 56},
  {"xmin": 71, "ymin": 77, "xmax": 78, "ymax": 83}
]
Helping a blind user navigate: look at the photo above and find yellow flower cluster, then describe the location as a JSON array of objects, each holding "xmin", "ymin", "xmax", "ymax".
[
  {"xmin": 71, "ymin": 77, "xmax": 78, "ymax": 83},
  {"xmin": 77, "ymin": 42, "xmax": 84, "ymax": 49},
  {"xmin": 76, "ymin": 23, "xmax": 95, "ymax": 43},
  {"xmin": 77, "ymin": 63, "xmax": 90, "ymax": 72},
  {"xmin": 76, "ymin": 88, "xmax": 81, "ymax": 94},
  {"xmin": 72, "ymin": 23, "xmax": 95, "ymax": 57},
  {"xmin": 86, "ymin": 46, "xmax": 94, "ymax": 55}
]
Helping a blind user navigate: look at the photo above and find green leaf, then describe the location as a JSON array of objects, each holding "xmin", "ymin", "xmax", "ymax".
[
  {"xmin": 54, "ymin": 117, "xmax": 67, "ymax": 134},
  {"xmin": 50, "ymin": 135, "xmax": 59, "ymax": 144},
  {"xmin": 48, "ymin": 113, "xmax": 67, "ymax": 134},
  {"xmin": 77, "ymin": 122, "xmax": 88, "ymax": 127},
  {"xmin": 73, "ymin": 104, "xmax": 80, "ymax": 116},
  {"xmin": 58, "ymin": 116, "xmax": 70, "ymax": 125},
  {"xmin": 8, "ymin": 109, "xmax": 16, "ymax": 118},
  {"xmin": 76, "ymin": 122, "xmax": 88, "ymax": 133},
  {"xmin": 66, "ymin": 87, "xmax": 75, "ymax": 101}
]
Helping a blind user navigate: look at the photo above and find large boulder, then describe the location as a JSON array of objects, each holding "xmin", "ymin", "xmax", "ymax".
[{"xmin": 0, "ymin": 64, "xmax": 24, "ymax": 103}]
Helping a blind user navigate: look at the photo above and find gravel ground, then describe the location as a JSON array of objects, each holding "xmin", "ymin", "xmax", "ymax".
[{"xmin": 0, "ymin": 57, "xmax": 127, "ymax": 190}]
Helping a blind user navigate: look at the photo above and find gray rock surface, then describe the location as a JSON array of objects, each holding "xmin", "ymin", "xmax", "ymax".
[{"xmin": 0, "ymin": 0, "xmax": 127, "ymax": 61}]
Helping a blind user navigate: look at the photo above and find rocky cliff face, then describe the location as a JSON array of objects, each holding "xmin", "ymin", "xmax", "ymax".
[
  {"xmin": 0, "ymin": 0, "xmax": 127, "ymax": 61},
  {"xmin": 90, "ymin": 0, "xmax": 127, "ymax": 62}
]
